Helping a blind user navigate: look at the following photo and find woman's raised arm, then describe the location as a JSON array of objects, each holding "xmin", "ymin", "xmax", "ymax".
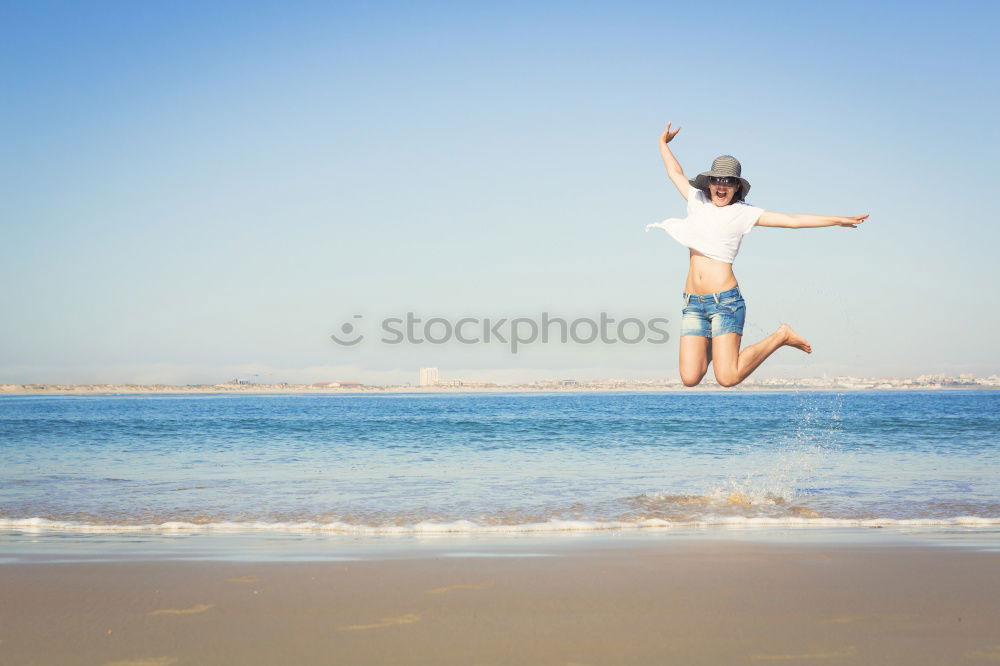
[
  {"xmin": 659, "ymin": 122, "xmax": 690, "ymax": 201},
  {"xmin": 757, "ymin": 211, "xmax": 869, "ymax": 229}
]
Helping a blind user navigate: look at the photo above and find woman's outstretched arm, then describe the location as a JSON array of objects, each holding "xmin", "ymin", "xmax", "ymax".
[
  {"xmin": 757, "ymin": 211, "xmax": 869, "ymax": 229},
  {"xmin": 659, "ymin": 122, "xmax": 690, "ymax": 200}
]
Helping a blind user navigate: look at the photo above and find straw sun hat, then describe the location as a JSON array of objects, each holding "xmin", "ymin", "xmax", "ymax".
[{"xmin": 689, "ymin": 155, "xmax": 751, "ymax": 200}]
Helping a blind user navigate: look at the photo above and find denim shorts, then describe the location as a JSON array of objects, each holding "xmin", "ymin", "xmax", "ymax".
[{"xmin": 680, "ymin": 286, "xmax": 746, "ymax": 337}]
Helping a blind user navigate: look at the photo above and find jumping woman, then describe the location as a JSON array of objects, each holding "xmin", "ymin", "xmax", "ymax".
[{"xmin": 647, "ymin": 121, "xmax": 868, "ymax": 388}]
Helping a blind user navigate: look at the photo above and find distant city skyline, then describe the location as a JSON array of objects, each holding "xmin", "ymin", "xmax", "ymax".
[
  {"xmin": 418, "ymin": 367, "xmax": 440, "ymax": 387},
  {"xmin": 4, "ymin": 371, "xmax": 999, "ymax": 398},
  {"xmin": 2, "ymin": 1, "xmax": 998, "ymax": 384},
  {"xmin": 6, "ymin": 371, "xmax": 997, "ymax": 389}
]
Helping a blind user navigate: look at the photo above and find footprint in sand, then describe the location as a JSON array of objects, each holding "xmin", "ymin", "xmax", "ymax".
[
  {"xmin": 148, "ymin": 604, "xmax": 214, "ymax": 616},
  {"xmin": 103, "ymin": 658, "xmax": 179, "ymax": 666},
  {"xmin": 749, "ymin": 646, "xmax": 857, "ymax": 661},
  {"xmin": 338, "ymin": 614, "xmax": 421, "ymax": 631},
  {"xmin": 825, "ymin": 615, "xmax": 865, "ymax": 624},
  {"xmin": 964, "ymin": 646, "xmax": 1000, "ymax": 661},
  {"xmin": 227, "ymin": 575, "xmax": 259, "ymax": 583},
  {"xmin": 426, "ymin": 583, "xmax": 491, "ymax": 595}
]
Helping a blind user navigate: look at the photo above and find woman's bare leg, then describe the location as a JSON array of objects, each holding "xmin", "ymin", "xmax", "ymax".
[
  {"xmin": 710, "ymin": 324, "xmax": 812, "ymax": 387},
  {"xmin": 679, "ymin": 335, "xmax": 712, "ymax": 387}
]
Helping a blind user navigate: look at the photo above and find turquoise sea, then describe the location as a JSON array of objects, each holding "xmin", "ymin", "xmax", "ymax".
[{"xmin": 1, "ymin": 391, "xmax": 998, "ymax": 558}]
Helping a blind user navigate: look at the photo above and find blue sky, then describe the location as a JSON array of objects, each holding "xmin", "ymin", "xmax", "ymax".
[{"xmin": 2, "ymin": 0, "xmax": 998, "ymax": 384}]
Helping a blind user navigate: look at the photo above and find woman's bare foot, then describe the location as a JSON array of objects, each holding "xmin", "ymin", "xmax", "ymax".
[{"xmin": 777, "ymin": 323, "xmax": 812, "ymax": 353}]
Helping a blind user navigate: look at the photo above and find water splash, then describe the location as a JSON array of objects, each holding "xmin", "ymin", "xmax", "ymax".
[{"xmin": 691, "ymin": 392, "xmax": 845, "ymax": 516}]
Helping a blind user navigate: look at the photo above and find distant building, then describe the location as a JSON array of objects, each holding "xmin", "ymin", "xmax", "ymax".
[{"xmin": 418, "ymin": 367, "xmax": 439, "ymax": 387}]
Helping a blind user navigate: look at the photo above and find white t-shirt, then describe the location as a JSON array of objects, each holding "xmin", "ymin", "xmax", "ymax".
[{"xmin": 648, "ymin": 185, "xmax": 765, "ymax": 264}]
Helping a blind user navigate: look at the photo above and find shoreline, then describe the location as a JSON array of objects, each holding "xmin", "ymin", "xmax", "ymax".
[
  {"xmin": 5, "ymin": 524, "xmax": 1000, "ymax": 566},
  {"xmin": 2, "ymin": 539, "xmax": 997, "ymax": 665}
]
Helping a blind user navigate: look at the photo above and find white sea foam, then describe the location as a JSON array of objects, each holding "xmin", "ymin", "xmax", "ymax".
[{"xmin": 1, "ymin": 515, "xmax": 998, "ymax": 535}]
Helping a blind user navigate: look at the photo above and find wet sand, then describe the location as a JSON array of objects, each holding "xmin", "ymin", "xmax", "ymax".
[{"xmin": 1, "ymin": 541, "xmax": 998, "ymax": 665}]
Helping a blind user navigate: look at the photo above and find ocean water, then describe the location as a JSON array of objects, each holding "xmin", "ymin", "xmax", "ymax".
[{"xmin": 1, "ymin": 391, "xmax": 998, "ymax": 540}]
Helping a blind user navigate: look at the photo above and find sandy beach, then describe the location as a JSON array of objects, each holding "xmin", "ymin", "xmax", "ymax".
[{"xmin": 2, "ymin": 540, "xmax": 998, "ymax": 665}]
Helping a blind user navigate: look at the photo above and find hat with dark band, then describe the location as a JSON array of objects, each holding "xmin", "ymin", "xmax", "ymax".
[{"xmin": 689, "ymin": 154, "xmax": 751, "ymax": 200}]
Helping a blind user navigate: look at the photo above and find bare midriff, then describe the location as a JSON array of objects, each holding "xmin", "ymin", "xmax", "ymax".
[{"xmin": 683, "ymin": 249, "xmax": 739, "ymax": 294}]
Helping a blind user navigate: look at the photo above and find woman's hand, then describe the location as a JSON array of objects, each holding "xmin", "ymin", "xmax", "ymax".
[
  {"xmin": 660, "ymin": 122, "xmax": 681, "ymax": 144},
  {"xmin": 837, "ymin": 214, "xmax": 869, "ymax": 228},
  {"xmin": 658, "ymin": 122, "xmax": 688, "ymax": 199}
]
